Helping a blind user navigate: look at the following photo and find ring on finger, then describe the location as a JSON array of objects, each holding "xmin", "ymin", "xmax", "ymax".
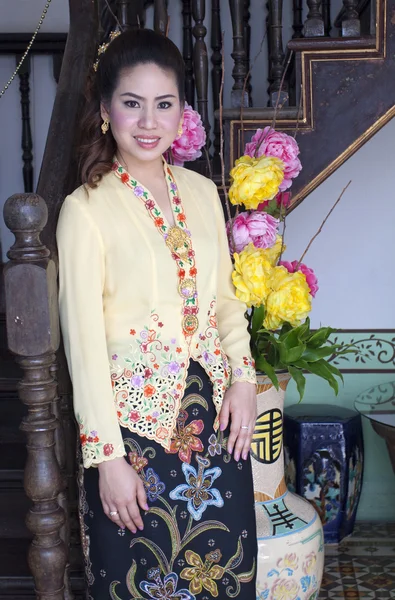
[
  {"xmin": 240, "ymin": 425, "xmax": 249, "ymax": 430},
  {"xmin": 109, "ymin": 510, "xmax": 119, "ymax": 517}
]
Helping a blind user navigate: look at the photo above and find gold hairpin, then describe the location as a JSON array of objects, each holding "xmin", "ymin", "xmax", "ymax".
[{"xmin": 93, "ymin": 30, "xmax": 121, "ymax": 72}]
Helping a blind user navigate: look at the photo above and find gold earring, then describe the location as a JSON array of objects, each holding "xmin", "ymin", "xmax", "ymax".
[
  {"xmin": 101, "ymin": 118, "xmax": 110, "ymax": 135},
  {"xmin": 178, "ymin": 122, "xmax": 183, "ymax": 137}
]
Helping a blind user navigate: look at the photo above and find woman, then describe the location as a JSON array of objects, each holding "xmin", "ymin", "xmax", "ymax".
[{"xmin": 57, "ymin": 28, "xmax": 257, "ymax": 600}]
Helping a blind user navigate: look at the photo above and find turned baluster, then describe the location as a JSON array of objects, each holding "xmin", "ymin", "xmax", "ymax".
[
  {"xmin": 322, "ymin": 0, "xmax": 332, "ymax": 36},
  {"xmin": 51, "ymin": 362, "xmax": 74, "ymax": 600},
  {"xmin": 182, "ymin": 0, "xmax": 195, "ymax": 107},
  {"xmin": 3, "ymin": 194, "xmax": 66, "ymax": 599},
  {"xmin": 154, "ymin": 0, "xmax": 168, "ymax": 35},
  {"xmin": 192, "ymin": 0, "xmax": 210, "ymax": 150},
  {"xmin": 292, "ymin": 0, "xmax": 303, "ymax": 38},
  {"xmin": 211, "ymin": 0, "xmax": 222, "ymax": 158},
  {"xmin": 303, "ymin": 0, "xmax": 325, "ymax": 37},
  {"xmin": 229, "ymin": 0, "xmax": 249, "ymax": 108},
  {"xmin": 243, "ymin": 0, "xmax": 252, "ymax": 101},
  {"xmin": 17, "ymin": 55, "xmax": 33, "ymax": 194},
  {"xmin": 341, "ymin": 0, "xmax": 360, "ymax": 36},
  {"xmin": 116, "ymin": 0, "xmax": 143, "ymax": 29},
  {"xmin": 267, "ymin": 0, "xmax": 288, "ymax": 107}
]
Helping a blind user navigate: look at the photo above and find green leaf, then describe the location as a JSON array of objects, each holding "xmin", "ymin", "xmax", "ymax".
[
  {"xmin": 302, "ymin": 360, "xmax": 340, "ymax": 395},
  {"xmin": 302, "ymin": 346, "xmax": 337, "ymax": 362},
  {"xmin": 255, "ymin": 356, "xmax": 279, "ymax": 389},
  {"xmin": 324, "ymin": 361, "xmax": 344, "ymax": 384},
  {"xmin": 306, "ymin": 327, "xmax": 336, "ymax": 349},
  {"xmin": 279, "ymin": 322, "xmax": 293, "ymax": 337},
  {"xmin": 298, "ymin": 317, "xmax": 312, "ymax": 341},
  {"xmin": 279, "ymin": 343, "xmax": 306, "ymax": 364},
  {"xmin": 251, "ymin": 306, "xmax": 265, "ymax": 340},
  {"xmin": 281, "ymin": 326, "xmax": 303, "ymax": 350},
  {"xmin": 288, "ymin": 366, "xmax": 306, "ymax": 401}
]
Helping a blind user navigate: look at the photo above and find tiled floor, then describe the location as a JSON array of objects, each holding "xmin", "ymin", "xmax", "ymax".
[{"xmin": 320, "ymin": 522, "xmax": 395, "ymax": 599}]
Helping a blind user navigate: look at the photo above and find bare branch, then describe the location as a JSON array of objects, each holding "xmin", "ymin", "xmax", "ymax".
[{"xmin": 298, "ymin": 181, "xmax": 352, "ymax": 266}]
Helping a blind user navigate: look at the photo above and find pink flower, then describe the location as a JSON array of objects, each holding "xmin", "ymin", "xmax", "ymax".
[
  {"xmin": 129, "ymin": 410, "xmax": 141, "ymax": 423},
  {"xmin": 279, "ymin": 260, "xmax": 319, "ymax": 297},
  {"xmin": 227, "ymin": 211, "xmax": 279, "ymax": 253},
  {"xmin": 257, "ymin": 191, "xmax": 292, "ymax": 213},
  {"xmin": 103, "ymin": 443, "xmax": 114, "ymax": 457},
  {"xmin": 171, "ymin": 102, "xmax": 206, "ymax": 166},
  {"xmin": 245, "ymin": 127, "xmax": 302, "ymax": 191}
]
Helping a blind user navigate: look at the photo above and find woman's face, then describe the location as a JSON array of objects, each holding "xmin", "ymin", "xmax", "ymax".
[{"xmin": 101, "ymin": 63, "xmax": 183, "ymax": 168}]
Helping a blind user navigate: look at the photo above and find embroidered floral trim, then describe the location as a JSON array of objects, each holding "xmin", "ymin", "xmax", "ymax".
[
  {"xmin": 77, "ymin": 415, "xmax": 126, "ymax": 467},
  {"xmin": 231, "ymin": 356, "xmax": 257, "ymax": 385},
  {"xmin": 112, "ymin": 160, "xmax": 199, "ymax": 339}
]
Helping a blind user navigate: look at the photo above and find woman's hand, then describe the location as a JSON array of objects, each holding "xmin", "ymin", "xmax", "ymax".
[
  {"xmin": 97, "ymin": 457, "xmax": 149, "ymax": 533},
  {"xmin": 219, "ymin": 381, "xmax": 257, "ymax": 462}
]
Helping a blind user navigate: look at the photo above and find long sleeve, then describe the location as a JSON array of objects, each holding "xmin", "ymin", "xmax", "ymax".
[
  {"xmin": 212, "ymin": 184, "xmax": 257, "ymax": 385},
  {"xmin": 56, "ymin": 195, "xmax": 126, "ymax": 468}
]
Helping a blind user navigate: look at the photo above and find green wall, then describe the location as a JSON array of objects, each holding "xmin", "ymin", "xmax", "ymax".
[{"xmin": 283, "ymin": 331, "xmax": 395, "ymax": 522}]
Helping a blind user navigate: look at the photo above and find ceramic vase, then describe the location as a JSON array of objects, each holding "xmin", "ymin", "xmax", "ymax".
[{"xmin": 252, "ymin": 373, "xmax": 325, "ymax": 600}]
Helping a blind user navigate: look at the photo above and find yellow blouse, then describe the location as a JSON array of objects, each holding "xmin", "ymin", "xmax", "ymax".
[{"xmin": 56, "ymin": 161, "xmax": 256, "ymax": 468}]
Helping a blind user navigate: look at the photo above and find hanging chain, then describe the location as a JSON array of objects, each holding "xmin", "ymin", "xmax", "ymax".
[{"xmin": 0, "ymin": 0, "xmax": 52, "ymax": 99}]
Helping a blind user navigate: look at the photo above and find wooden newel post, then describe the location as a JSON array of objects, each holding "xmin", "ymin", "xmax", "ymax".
[{"xmin": 3, "ymin": 193, "xmax": 67, "ymax": 600}]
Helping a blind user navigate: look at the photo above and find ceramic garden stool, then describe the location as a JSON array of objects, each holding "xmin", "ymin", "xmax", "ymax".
[{"xmin": 283, "ymin": 404, "xmax": 364, "ymax": 543}]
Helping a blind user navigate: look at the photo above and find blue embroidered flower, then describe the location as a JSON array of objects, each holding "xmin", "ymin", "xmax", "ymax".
[
  {"xmin": 143, "ymin": 467, "xmax": 165, "ymax": 502},
  {"xmin": 169, "ymin": 455, "xmax": 223, "ymax": 521},
  {"xmin": 140, "ymin": 567, "xmax": 196, "ymax": 599}
]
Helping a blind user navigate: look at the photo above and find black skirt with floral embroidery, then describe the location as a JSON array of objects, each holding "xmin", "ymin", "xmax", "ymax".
[{"xmin": 79, "ymin": 360, "xmax": 257, "ymax": 600}]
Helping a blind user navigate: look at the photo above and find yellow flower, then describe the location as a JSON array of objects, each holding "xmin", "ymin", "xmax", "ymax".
[
  {"xmin": 263, "ymin": 266, "xmax": 312, "ymax": 330},
  {"xmin": 261, "ymin": 234, "xmax": 285, "ymax": 267},
  {"xmin": 232, "ymin": 243, "xmax": 272, "ymax": 307},
  {"xmin": 303, "ymin": 552, "xmax": 317, "ymax": 576},
  {"xmin": 181, "ymin": 549, "xmax": 224, "ymax": 597},
  {"xmin": 271, "ymin": 578, "xmax": 300, "ymax": 600},
  {"xmin": 277, "ymin": 553, "xmax": 299, "ymax": 571},
  {"xmin": 229, "ymin": 154, "xmax": 284, "ymax": 209}
]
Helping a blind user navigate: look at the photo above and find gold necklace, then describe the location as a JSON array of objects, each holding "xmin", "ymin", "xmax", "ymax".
[{"xmin": 0, "ymin": 0, "xmax": 52, "ymax": 99}]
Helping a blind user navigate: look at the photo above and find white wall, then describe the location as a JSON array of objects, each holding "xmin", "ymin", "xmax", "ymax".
[{"xmin": 283, "ymin": 115, "xmax": 395, "ymax": 329}]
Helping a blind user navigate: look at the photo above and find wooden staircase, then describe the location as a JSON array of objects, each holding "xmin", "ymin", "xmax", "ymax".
[{"xmin": 222, "ymin": 0, "xmax": 393, "ymax": 210}]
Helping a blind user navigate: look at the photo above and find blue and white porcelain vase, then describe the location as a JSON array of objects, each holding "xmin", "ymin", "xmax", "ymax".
[{"xmin": 251, "ymin": 373, "xmax": 324, "ymax": 600}]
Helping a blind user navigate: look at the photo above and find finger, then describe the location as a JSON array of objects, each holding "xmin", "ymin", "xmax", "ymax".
[
  {"xmin": 241, "ymin": 427, "xmax": 254, "ymax": 460},
  {"xmin": 119, "ymin": 506, "xmax": 138, "ymax": 534},
  {"xmin": 127, "ymin": 498, "xmax": 145, "ymax": 531},
  {"xmin": 219, "ymin": 400, "xmax": 230, "ymax": 432},
  {"xmin": 107, "ymin": 508, "xmax": 126, "ymax": 530},
  {"xmin": 233, "ymin": 428, "xmax": 249, "ymax": 462},
  {"xmin": 227, "ymin": 414, "xmax": 241, "ymax": 456},
  {"xmin": 137, "ymin": 481, "xmax": 149, "ymax": 512}
]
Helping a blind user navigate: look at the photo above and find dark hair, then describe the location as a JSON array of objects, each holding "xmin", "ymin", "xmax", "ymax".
[{"xmin": 79, "ymin": 29, "xmax": 185, "ymax": 188}]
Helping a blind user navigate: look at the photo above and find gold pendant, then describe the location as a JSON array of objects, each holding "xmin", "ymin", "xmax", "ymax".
[
  {"xmin": 165, "ymin": 226, "xmax": 190, "ymax": 258},
  {"xmin": 178, "ymin": 278, "xmax": 196, "ymax": 299},
  {"xmin": 182, "ymin": 314, "xmax": 199, "ymax": 336}
]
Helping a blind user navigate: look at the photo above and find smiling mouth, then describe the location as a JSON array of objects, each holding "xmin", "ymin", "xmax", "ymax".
[{"xmin": 134, "ymin": 136, "xmax": 161, "ymax": 144}]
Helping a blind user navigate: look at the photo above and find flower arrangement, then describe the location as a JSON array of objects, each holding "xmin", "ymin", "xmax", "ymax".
[
  {"xmin": 226, "ymin": 127, "xmax": 351, "ymax": 399},
  {"xmin": 170, "ymin": 102, "xmax": 206, "ymax": 166}
]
